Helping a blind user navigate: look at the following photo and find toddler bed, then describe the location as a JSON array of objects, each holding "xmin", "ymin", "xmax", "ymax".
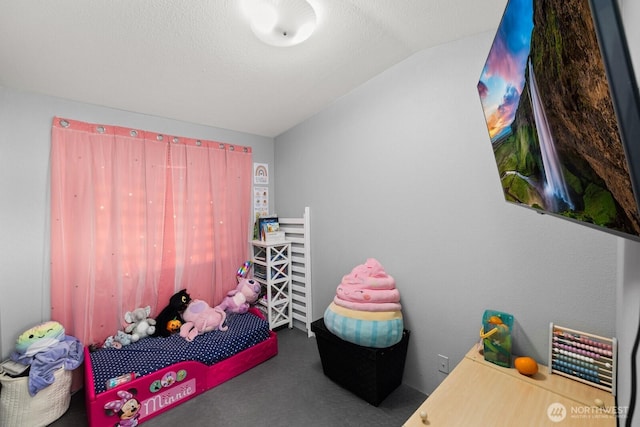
[{"xmin": 84, "ymin": 308, "xmax": 277, "ymax": 426}]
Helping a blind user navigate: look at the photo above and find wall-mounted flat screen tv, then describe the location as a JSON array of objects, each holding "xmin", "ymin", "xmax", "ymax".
[{"xmin": 477, "ymin": 0, "xmax": 640, "ymax": 241}]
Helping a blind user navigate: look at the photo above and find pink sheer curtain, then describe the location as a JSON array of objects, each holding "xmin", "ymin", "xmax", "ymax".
[
  {"xmin": 50, "ymin": 118, "xmax": 252, "ymax": 345},
  {"xmin": 169, "ymin": 138, "xmax": 253, "ymax": 304}
]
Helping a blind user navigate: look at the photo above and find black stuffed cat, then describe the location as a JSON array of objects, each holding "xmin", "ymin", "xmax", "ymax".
[{"xmin": 152, "ymin": 289, "xmax": 191, "ymax": 337}]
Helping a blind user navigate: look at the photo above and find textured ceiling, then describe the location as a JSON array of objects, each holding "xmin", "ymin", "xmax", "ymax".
[{"xmin": 0, "ymin": 0, "xmax": 506, "ymax": 137}]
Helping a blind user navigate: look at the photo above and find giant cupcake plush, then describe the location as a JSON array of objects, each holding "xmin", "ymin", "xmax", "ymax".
[{"xmin": 323, "ymin": 258, "xmax": 403, "ymax": 348}]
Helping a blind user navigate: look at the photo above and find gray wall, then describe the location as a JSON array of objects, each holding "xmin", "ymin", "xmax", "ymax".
[
  {"xmin": 0, "ymin": 87, "xmax": 274, "ymax": 358},
  {"xmin": 273, "ymin": 30, "xmax": 623, "ymax": 397}
]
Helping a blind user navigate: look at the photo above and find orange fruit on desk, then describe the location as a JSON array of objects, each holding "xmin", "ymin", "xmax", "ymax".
[{"xmin": 514, "ymin": 356, "xmax": 539, "ymax": 376}]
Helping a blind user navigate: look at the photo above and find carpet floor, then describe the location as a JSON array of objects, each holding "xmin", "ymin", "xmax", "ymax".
[{"xmin": 51, "ymin": 326, "xmax": 426, "ymax": 426}]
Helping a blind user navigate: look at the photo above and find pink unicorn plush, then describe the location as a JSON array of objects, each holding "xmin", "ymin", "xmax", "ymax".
[
  {"xmin": 179, "ymin": 299, "xmax": 228, "ymax": 342},
  {"xmin": 217, "ymin": 278, "xmax": 261, "ymax": 314}
]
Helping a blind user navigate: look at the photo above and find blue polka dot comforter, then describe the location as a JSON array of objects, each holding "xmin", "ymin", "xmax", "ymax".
[{"xmin": 89, "ymin": 312, "xmax": 270, "ymax": 395}]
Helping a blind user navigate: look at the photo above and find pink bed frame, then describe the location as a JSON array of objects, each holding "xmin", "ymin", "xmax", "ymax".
[{"xmin": 83, "ymin": 308, "xmax": 278, "ymax": 426}]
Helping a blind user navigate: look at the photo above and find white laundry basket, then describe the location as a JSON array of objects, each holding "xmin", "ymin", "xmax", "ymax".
[{"xmin": 0, "ymin": 366, "xmax": 72, "ymax": 427}]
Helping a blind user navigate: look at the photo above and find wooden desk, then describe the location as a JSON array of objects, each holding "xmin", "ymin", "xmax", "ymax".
[{"xmin": 404, "ymin": 346, "xmax": 616, "ymax": 426}]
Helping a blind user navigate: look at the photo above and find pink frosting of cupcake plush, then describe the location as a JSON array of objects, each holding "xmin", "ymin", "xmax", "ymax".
[{"xmin": 333, "ymin": 258, "xmax": 402, "ymax": 312}]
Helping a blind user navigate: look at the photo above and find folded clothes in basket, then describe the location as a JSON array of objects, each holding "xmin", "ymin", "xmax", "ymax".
[
  {"xmin": 0, "ymin": 359, "xmax": 29, "ymax": 376},
  {"xmin": 10, "ymin": 321, "xmax": 83, "ymax": 396}
]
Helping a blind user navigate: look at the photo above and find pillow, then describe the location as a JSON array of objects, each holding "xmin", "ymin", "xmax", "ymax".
[{"xmin": 15, "ymin": 321, "xmax": 65, "ymax": 357}]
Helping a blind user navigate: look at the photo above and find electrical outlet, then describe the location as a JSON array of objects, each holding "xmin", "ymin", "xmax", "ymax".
[{"xmin": 438, "ymin": 354, "xmax": 449, "ymax": 374}]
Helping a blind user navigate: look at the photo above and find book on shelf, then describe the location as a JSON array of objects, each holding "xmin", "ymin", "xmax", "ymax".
[
  {"xmin": 252, "ymin": 264, "xmax": 287, "ymax": 281},
  {"xmin": 254, "ymin": 265, "xmax": 266, "ymax": 280},
  {"xmin": 258, "ymin": 216, "xmax": 279, "ymax": 241}
]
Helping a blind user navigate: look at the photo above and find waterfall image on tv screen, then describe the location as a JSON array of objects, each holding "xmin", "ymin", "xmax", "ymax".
[{"xmin": 477, "ymin": 0, "xmax": 640, "ymax": 240}]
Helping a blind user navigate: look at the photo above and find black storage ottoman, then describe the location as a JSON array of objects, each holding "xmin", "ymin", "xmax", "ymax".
[{"xmin": 311, "ymin": 318, "xmax": 410, "ymax": 406}]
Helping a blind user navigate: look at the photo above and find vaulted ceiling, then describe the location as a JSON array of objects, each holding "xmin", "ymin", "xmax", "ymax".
[{"xmin": 0, "ymin": 0, "xmax": 505, "ymax": 137}]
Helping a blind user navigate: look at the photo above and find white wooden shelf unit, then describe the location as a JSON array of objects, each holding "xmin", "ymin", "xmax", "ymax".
[{"xmin": 251, "ymin": 240, "xmax": 293, "ymax": 330}]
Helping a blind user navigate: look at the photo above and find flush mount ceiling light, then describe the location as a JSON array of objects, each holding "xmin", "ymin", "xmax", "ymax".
[{"xmin": 241, "ymin": 0, "xmax": 317, "ymax": 47}]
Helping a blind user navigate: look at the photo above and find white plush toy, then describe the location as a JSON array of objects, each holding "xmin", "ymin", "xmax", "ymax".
[{"xmin": 124, "ymin": 306, "xmax": 156, "ymax": 342}]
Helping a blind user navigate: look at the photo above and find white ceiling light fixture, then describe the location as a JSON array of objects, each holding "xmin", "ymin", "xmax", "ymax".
[{"xmin": 242, "ymin": 0, "xmax": 317, "ymax": 47}]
